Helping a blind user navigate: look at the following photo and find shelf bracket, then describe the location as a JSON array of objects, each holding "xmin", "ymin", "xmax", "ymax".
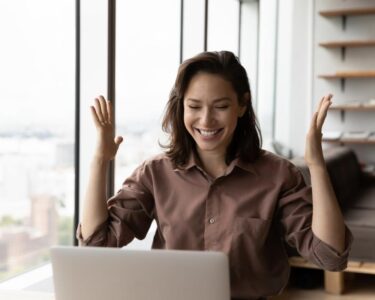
[
  {"xmin": 340, "ymin": 78, "xmax": 346, "ymax": 92},
  {"xmin": 342, "ymin": 15, "xmax": 347, "ymax": 31},
  {"xmin": 340, "ymin": 110, "xmax": 345, "ymax": 122},
  {"xmin": 341, "ymin": 47, "xmax": 346, "ymax": 61}
]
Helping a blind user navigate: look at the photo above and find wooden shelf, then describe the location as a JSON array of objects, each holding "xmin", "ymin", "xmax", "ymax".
[
  {"xmin": 319, "ymin": 72, "xmax": 375, "ymax": 91},
  {"xmin": 289, "ymin": 257, "xmax": 375, "ymax": 275},
  {"xmin": 319, "ymin": 40, "xmax": 375, "ymax": 48},
  {"xmin": 329, "ymin": 105, "xmax": 375, "ymax": 111},
  {"xmin": 323, "ymin": 138, "xmax": 375, "ymax": 145},
  {"xmin": 319, "ymin": 7, "xmax": 375, "ymax": 17},
  {"xmin": 319, "ymin": 71, "xmax": 375, "ymax": 79}
]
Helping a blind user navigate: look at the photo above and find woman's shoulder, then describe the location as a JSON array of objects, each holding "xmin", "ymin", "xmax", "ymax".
[
  {"xmin": 142, "ymin": 152, "xmax": 174, "ymax": 170},
  {"xmin": 255, "ymin": 149, "xmax": 300, "ymax": 173}
]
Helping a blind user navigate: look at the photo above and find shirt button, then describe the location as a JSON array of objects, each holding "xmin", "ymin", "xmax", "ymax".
[{"xmin": 209, "ymin": 218, "xmax": 215, "ymax": 224}]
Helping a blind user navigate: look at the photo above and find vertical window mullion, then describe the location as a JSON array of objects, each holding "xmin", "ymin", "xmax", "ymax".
[
  {"xmin": 74, "ymin": 0, "xmax": 81, "ymax": 246},
  {"xmin": 107, "ymin": 0, "xmax": 116, "ymax": 198}
]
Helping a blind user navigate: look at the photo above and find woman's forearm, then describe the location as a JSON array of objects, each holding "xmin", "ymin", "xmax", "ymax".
[
  {"xmin": 81, "ymin": 156, "xmax": 110, "ymax": 240},
  {"xmin": 310, "ymin": 164, "xmax": 345, "ymax": 253}
]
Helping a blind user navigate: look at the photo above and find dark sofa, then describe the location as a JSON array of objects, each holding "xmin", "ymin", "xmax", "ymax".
[{"xmin": 290, "ymin": 146, "xmax": 375, "ymax": 262}]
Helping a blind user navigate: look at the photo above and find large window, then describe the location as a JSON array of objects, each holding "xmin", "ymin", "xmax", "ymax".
[
  {"xmin": 0, "ymin": 0, "xmax": 265, "ymax": 279},
  {"xmin": 114, "ymin": 0, "xmax": 180, "ymax": 249},
  {"xmin": 115, "ymin": 0, "xmax": 180, "ymax": 185},
  {"xmin": 0, "ymin": 1, "xmax": 75, "ymax": 281}
]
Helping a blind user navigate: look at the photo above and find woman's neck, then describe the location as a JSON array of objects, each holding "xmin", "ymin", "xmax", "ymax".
[{"xmin": 196, "ymin": 150, "xmax": 227, "ymax": 179}]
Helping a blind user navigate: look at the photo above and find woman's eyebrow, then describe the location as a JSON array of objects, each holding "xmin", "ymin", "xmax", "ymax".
[{"xmin": 186, "ymin": 97, "xmax": 231, "ymax": 103}]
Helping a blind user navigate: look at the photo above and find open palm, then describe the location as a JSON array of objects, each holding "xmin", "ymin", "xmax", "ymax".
[
  {"xmin": 305, "ymin": 94, "xmax": 332, "ymax": 167},
  {"xmin": 91, "ymin": 95, "xmax": 123, "ymax": 161}
]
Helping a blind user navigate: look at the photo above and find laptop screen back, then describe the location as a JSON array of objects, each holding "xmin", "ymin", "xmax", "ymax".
[{"xmin": 51, "ymin": 246, "xmax": 230, "ymax": 300}]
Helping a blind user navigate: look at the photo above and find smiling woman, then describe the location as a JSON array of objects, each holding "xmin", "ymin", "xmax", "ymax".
[
  {"xmin": 78, "ymin": 50, "xmax": 352, "ymax": 300},
  {"xmin": 162, "ymin": 51, "xmax": 261, "ymax": 170},
  {"xmin": 183, "ymin": 73, "xmax": 248, "ymax": 178}
]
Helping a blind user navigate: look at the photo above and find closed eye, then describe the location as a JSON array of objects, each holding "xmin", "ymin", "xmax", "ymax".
[
  {"xmin": 216, "ymin": 106, "xmax": 229, "ymax": 109},
  {"xmin": 188, "ymin": 106, "xmax": 201, "ymax": 109}
]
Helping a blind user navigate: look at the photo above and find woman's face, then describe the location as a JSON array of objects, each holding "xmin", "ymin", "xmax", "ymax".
[{"xmin": 183, "ymin": 72, "xmax": 246, "ymax": 157}]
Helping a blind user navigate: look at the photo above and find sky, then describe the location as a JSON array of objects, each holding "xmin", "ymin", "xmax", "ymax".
[
  {"xmin": 0, "ymin": 1, "xmax": 75, "ymax": 129},
  {"xmin": 0, "ymin": 0, "xmax": 245, "ymax": 132}
]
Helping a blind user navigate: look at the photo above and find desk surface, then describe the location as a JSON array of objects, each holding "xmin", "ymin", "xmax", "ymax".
[{"xmin": 0, "ymin": 290, "xmax": 54, "ymax": 300}]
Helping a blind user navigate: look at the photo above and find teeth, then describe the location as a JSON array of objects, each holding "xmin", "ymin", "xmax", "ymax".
[{"xmin": 199, "ymin": 129, "xmax": 220, "ymax": 136}]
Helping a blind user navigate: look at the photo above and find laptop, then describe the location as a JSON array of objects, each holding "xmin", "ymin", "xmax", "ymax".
[{"xmin": 50, "ymin": 246, "xmax": 230, "ymax": 300}]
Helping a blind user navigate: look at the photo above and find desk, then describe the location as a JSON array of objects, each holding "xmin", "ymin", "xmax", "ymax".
[{"xmin": 0, "ymin": 290, "xmax": 54, "ymax": 300}]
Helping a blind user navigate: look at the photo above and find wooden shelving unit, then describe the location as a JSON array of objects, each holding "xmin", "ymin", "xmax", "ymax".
[
  {"xmin": 289, "ymin": 257, "xmax": 375, "ymax": 294},
  {"xmin": 318, "ymin": 72, "xmax": 375, "ymax": 91},
  {"xmin": 330, "ymin": 105, "xmax": 375, "ymax": 111},
  {"xmin": 319, "ymin": 7, "xmax": 375, "ymax": 17},
  {"xmin": 319, "ymin": 7, "xmax": 375, "ymax": 30},
  {"xmin": 319, "ymin": 40, "xmax": 375, "ymax": 48},
  {"xmin": 323, "ymin": 138, "xmax": 375, "ymax": 145},
  {"xmin": 314, "ymin": 4, "xmax": 375, "ymax": 296},
  {"xmin": 290, "ymin": 257, "xmax": 375, "ymax": 275},
  {"xmin": 318, "ymin": 71, "xmax": 375, "ymax": 79}
]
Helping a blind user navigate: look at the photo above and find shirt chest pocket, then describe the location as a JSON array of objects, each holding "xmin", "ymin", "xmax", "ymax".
[{"xmin": 233, "ymin": 217, "xmax": 272, "ymax": 248}]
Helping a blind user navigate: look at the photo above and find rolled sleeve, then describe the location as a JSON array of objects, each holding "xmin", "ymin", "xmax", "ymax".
[
  {"xmin": 277, "ymin": 164, "xmax": 353, "ymax": 271},
  {"xmin": 76, "ymin": 162, "xmax": 155, "ymax": 248},
  {"xmin": 311, "ymin": 226, "xmax": 353, "ymax": 271}
]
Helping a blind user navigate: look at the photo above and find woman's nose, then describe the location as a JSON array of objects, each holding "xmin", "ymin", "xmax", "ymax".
[{"xmin": 201, "ymin": 108, "xmax": 215, "ymax": 126}]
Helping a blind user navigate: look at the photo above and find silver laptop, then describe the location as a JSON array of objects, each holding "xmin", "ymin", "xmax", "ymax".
[{"xmin": 51, "ymin": 246, "xmax": 230, "ymax": 300}]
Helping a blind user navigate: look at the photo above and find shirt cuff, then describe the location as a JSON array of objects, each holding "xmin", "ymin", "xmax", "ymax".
[
  {"xmin": 312, "ymin": 226, "xmax": 353, "ymax": 271},
  {"xmin": 76, "ymin": 222, "xmax": 108, "ymax": 246}
]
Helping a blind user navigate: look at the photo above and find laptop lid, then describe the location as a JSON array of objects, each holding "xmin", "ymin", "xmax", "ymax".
[{"xmin": 51, "ymin": 246, "xmax": 230, "ymax": 300}]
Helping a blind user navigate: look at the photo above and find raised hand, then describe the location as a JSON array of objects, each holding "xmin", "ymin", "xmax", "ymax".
[
  {"xmin": 305, "ymin": 94, "xmax": 332, "ymax": 168},
  {"xmin": 90, "ymin": 95, "xmax": 123, "ymax": 161}
]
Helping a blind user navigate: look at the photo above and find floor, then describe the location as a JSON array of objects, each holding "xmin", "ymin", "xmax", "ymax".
[{"xmin": 272, "ymin": 274, "xmax": 375, "ymax": 300}]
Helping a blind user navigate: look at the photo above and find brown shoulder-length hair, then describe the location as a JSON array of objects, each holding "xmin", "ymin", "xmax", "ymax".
[{"xmin": 161, "ymin": 51, "xmax": 262, "ymax": 168}]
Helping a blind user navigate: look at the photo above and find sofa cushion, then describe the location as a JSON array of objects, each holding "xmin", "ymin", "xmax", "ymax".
[
  {"xmin": 290, "ymin": 146, "xmax": 362, "ymax": 209},
  {"xmin": 344, "ymin": 208, "xmax": 375, "ymax": 228},
  {"xmin": 351, "ymin": 185, "xmax": 375, "ymax": 209},
  {"xmin": 345, "ymin": 224, "xmax": 375, "ymax": 262},
  {"xmin": 344, "ymin": 208, "xmax": 375, "ymax": 262},
  {"xmin": 323, "ymin": 147, "xmax": 362, "ymax": 209}
]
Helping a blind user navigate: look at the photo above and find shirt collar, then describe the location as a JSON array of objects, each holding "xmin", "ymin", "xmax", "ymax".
[
  {"xmin": 173, "ymin": 151, "xmax": 200, "ymax": 172},
  {"xmin": 173, "ymin": 151, "xmax": 258, "ymax": 176},
  {"xmin": 233, "ymin": 156, "xmax": 258, "ymax": 175}
]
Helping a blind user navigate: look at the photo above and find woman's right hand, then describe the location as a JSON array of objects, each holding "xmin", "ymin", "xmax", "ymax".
[{"xmin": 90, "ymin": 95, "xmax": 123, "ymax": 161}]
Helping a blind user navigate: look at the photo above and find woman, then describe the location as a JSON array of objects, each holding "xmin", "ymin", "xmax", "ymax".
[{"xmin": 78, "ymin": 51, "xmax": 352, "ymax": 300}]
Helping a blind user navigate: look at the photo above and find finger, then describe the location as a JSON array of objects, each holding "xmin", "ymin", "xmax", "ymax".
[
  {"xmin": 98, "ymin": 95, "xmax": 109, "ymax": 122},
  {"xmin": 107, "ymin": 100, "xmax": 113, "ymax": 124},
  {"xmin": 309, "ymin": 111, "xmax": 318, "ymax": 131},
  {"xmin": 114, "ymin": 136, "xmax": 123, "ymax": 146},
  {"xmin": 317, "ymin": 97, "xmax": 332, "ymax": 131},
  {"xmin": 316, "ymin": 96, "xmax": 325, "ymax": 113},
  {"xmin": 90, "ymin": 106, "xmax": 101, "ymax": 127},
  {"xmin": 94, "ymin": 97, "xmax": 105, "ymax": 122}
]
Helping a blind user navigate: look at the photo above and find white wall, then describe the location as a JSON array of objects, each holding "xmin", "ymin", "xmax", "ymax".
[
  {"xmin": 313, "ymin": 0, "xmax": 375, "ymax": 163},
  {"xmin": 273, "ymin": 0, "xmax": 313, "ymax": 157}
]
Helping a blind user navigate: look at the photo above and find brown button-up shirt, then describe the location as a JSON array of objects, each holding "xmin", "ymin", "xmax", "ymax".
[{"xmin": 77, "ymin": 150, "xmax": 352, "ymax": 299}]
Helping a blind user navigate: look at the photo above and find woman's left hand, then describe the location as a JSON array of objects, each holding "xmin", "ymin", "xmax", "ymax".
[{"xmin": 305, "ymin": 94, "xmax": 333, "ymax": 168}]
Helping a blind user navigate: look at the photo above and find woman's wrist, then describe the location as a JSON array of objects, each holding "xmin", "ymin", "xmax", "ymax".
[{"xmin": 92, "ymin": 154, "xmax": 111, "ymax": 165}]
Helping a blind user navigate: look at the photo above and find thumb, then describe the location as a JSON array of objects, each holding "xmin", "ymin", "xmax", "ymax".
[
  {"xmin": 309, "ymin": 111, "xmax": 318, "ymax": 131},
  {"xmin": 114, "ymin": 136, "xmax": 123, "ymax": 146}
]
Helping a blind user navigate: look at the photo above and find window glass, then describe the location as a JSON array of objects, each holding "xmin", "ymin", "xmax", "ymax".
[
  {"xmin": 115, "ymin": 0, "xmax": 180, "ymax": 187},
  {"xmin": 207, "ymin": 0, "xmax": 239, "ymax": 54},
  {"xmin": 183, "ymin": 0, "xmax": 205, "ymax": 59},
  {"xmin": 115, "ymin": 0, "xmax": 180, "ymax": 249},
  {"xmin": 0, "ymin": 0, "xmax": 75, "ymax": 281}
]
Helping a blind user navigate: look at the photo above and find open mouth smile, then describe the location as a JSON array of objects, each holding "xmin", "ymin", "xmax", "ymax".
[{"xmin": 195, "ymin": 128, "xmax": 223, "ymax": 137}]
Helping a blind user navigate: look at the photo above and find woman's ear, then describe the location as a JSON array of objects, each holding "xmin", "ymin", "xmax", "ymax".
[{"xmin": 238, "ymin": 92, "xmax": 250, "ymax": 117}]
